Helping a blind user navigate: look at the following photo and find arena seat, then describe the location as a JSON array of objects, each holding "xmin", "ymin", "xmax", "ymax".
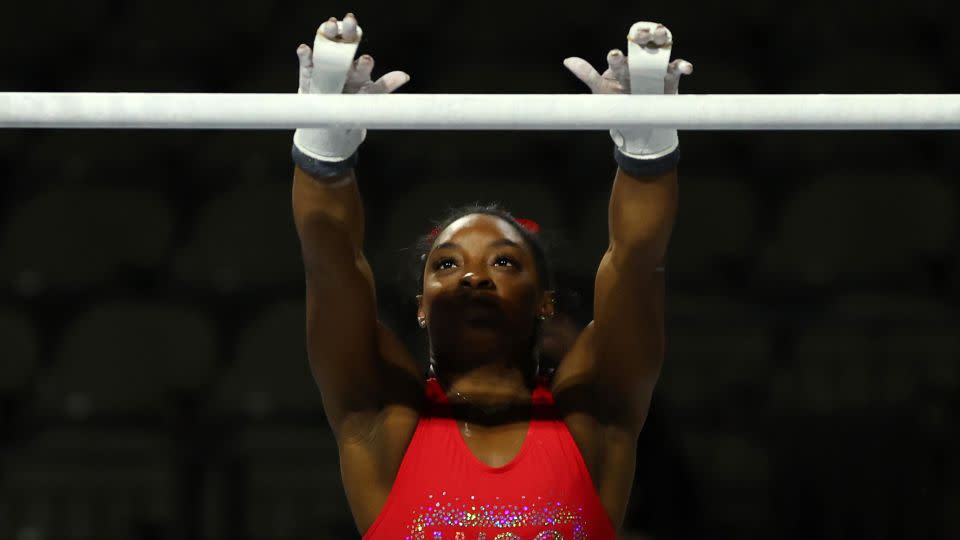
[
  {"xmin": 188, "ymin": 131, "xmax": 290, "ymax": 187},
  {"xmin": 7, "ymin": 302, "xmax": 216, "ymax": 537},
  {"xmin": 19, "ymin": 132, "xmax": 181, "ymax": 186},
  {"xmin": 955, "ymin": 251, "xmax": 960, "ymax": 294},
  {"xmin": 199, "ymin": 425, "xmax": 350, "ymax": 539},
  {"xmin": 31, "ymin": 302, "xmax": 217, "ymax": 420},
  {"xmin": 759, "ymin": 174, "xmax": 956, "ymax": 288},
  {"xmin": 206, "ymin": 299, "xmax": 323, "ymax": 420},
  {"xmin": 666, "ymin": 174, "xmax": 758, "ymax": 282},
  {"xmin": 199, "ymin": 298, "xmax": 347, "ymax": 536},
  {"xmin": 0, "ymin": 307, "xmax": 38, "ymax": 398},
  {"xmin": 4, "ymin": 0, "xmax": 113, "ymax": 68},
  {"xmin": 764, "ymin": 0, "xmax": 944, "ymax": 64},
  {"xmin": 0, "ymin": 428, "xmax": 180, "ymax": 540},
  {"xmin": 946, "ymin": 489, "xmax": 960, "ymax": 538},
  {"xmin": 787, "ymin": 52, "xmax": 944, "ymax": 94},
  {"xmin": 104, "ymin": 1, "xmax": 221, "ymax": 75},
  {"xmin": 173, "ymin": 184, "xmax": 303, "ymax": 292},
  {"xmin": 679, "ymin": 431, "xmax": 772, "ymax": 534},
  {"xmin": 771, "ymin": 293, "xmax": 959, "ymax": 414},
  {"xmin": 0, "ymin": 188, "xmax": 174, "ymax": 294},
  {"xmin": 657, "ymin": 295, "xmax": 775, "ymax": 412}
]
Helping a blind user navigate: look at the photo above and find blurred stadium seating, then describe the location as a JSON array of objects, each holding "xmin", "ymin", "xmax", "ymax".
[
  {"xmin": 771, "ymin": 293, "xmax": 959, "ymax": 416},
  {"xmin": 0, "ymin": 4, "xmax": 957, "ymax": 538},
  {"xmin": 658, "ymin": 295, "xmax": 775, "ymax": 414},
  {"xmin": 0, "ymin": 307, "xmax": 38, "ymax": 400},
  {"xmin": 662, "ymin": 175, "xmax": 759, "ymax": 285},
  {"xmin": 206, "ymin": 299, "xmax": 322, "ymax": 420},
  {"xmin": 759, "ymin": 174, "xmax": 956, "ymax": 288},
  {"xmin": 0, "ymin": 428, "xmax": 181, "ymax": 540},
  {"xmin": 173, "ymin": 184, "xmax": 303, "ymax": 293},
  {"xmin": 29, "ymin": 302, "xmax": 217, "ymax": 420},
  {"xmin": 0, "ymin": 188, "xmax": 174, "ymax": 295}
]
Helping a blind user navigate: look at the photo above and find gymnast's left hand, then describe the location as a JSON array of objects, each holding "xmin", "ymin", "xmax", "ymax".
[
  {"xmin": 562, "ymin": 22, "xmax": 693, "ymax": 159},
  {"xmin": 293, "ymin": 13, "xmax": 411, "ymax": 164},
  {"xmin": 296, "ymin": 14, "xmax": 411, "ymax": 96}
]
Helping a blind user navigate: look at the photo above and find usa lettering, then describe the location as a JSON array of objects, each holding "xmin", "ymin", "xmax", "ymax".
[{"xmin": 416, "ymin": 531, "xmax": 564, "ymax": 539}]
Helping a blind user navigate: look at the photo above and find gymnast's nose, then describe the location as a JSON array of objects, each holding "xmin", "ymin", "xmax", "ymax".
[{"xmin": 459, "ymin": 271, "xmax": 493, "ymax": 290}]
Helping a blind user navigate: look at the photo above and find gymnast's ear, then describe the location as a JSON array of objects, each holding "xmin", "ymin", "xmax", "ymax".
[
  {"xmin": 416, "ymin": 295, "xmax": 424, "ymax": 319},
  {"xmin": 538, "ymin": 290, "xmax": 557, "ymax": 320}
]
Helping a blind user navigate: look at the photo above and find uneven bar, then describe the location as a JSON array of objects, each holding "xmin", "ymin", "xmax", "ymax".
[{"xmin": 1, "ymin": 93, "xmax": 959, "ymax": 130}]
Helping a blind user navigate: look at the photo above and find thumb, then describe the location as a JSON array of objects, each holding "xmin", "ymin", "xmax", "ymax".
[
  {"xmin": 563, "ymin": 57, "xmax": 602, "ymax": 92},
  {"xmin": 361, "ymin": 71, "xmax": 411, "ymax": 94}
]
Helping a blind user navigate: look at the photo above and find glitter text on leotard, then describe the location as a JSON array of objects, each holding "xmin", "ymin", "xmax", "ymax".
[{"xmin": 406, "ymin": 493, "xmax": 586, "ymax": 540}]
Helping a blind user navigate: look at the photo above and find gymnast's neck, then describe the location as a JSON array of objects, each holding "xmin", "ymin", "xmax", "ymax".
[{"xmin": 430, "ymin": 354, "xmax": 538, "ymax": 412}]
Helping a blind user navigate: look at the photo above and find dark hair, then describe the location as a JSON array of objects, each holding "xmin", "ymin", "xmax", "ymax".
[
  {"xmin": 550, "ymin": 270, "xmax": 594, "ymax": 329},
  {"xmin": 411, "ymin": 202, "xmax": 555, "ymax": 294}
]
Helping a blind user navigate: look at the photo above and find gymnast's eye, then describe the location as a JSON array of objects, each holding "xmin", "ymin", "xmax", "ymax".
[
  {"xmin": 494, "ymin": 255, "xmax": 518, "ymax": 268},
  {"xmin": 433, "ymin": 257, "xmax": 456, "ymax": 270}
]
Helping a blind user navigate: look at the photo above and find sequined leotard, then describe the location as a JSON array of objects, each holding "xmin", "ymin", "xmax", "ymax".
[{"xmin": 362, "ymin": 377, "xmax": 617, "ymax": 540}]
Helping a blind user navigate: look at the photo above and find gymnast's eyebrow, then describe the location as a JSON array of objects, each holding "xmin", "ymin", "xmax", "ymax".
[{"xmin": 434, "ymin": 239, "xmax": 521, "ymax": 251}]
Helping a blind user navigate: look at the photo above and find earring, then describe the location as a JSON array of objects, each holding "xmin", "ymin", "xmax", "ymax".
[
  {"xmin": 538, "ymin": 315, "xmax": 547, "ymax": 321},
  {"xmin": 418, "ymin": 318, "xmax": 427, "ymax": 328}
]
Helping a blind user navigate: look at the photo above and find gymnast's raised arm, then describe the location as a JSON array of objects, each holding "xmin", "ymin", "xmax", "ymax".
[
  {"xmin": 289, "ymin": 14, "xmax": 420, "ymax": 446},
  {"xmin": 554, "ymin": 23, "xmax": 693, "ymax": 435}
]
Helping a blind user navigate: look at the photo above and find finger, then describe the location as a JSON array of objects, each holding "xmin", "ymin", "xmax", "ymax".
[
  {"xmin": 630, "ymin": 26, "xmax": 652, "ymax": 45},
  {"xmin": 670, "ymin": 59, "xmax": 694, "ymax": 75},
  {"xmin": 600, "ymin": 68, "xmax": 628, "ymax": 93},
  {"xmin": 362, "ymin": 71, "xmax": 411, "ymax": 94},
  {"xmin": 665, "ymin": 59, "xmax": 692, "ymax": 94},
  {"xmin": 296, "ymin": 44, "xmax": 313, "ymax": 92},
  {"xmin": 352, "ymin": 54, "xmax": 375, "ymax": 82},
  {"xmin": 562, "ymin": 57, "xmax": 602, "ymax": 91},
  {"xmin": 341, "ymin": 13, "xmax": 359, "ymax": 42},
  {"xmin": 345, "ymin": 55, "xmax": 374, "ymax": 91},
  {"xmin": 652, "ymin": 25, "xmax": 670, "ymax": 46},
  {"xmin": 320, "ymin": 17, "xmax": 339, "ymax": 40},
  {"xmin": 297, "ymin": 44, "xmax": 313, "ymax": 69},
  {"xmin": 606, "ymin": 49, "xmax": 628, "ymax": 84}
]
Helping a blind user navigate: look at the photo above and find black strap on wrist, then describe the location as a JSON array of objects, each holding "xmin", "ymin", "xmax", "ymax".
[
  {"xmin": 614, "ymin": 145, "xmax": 680, "ymax": 177},
  {"xmin": 291, "ymin": 144, "xmax": 359, "ymax": 179}
]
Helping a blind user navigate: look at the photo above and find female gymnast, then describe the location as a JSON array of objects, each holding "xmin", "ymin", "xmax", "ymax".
[{"xmin": 290, "ymin": 13, "xmax": 691, "ymax": 539}]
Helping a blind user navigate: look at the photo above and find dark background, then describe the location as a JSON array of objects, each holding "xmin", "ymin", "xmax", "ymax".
[{"xmin": 1, "ymin": 0, "xmax": 958, "ymax": 538}]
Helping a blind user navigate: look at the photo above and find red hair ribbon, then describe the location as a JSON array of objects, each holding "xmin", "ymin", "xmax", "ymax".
[
  {"xmin": 427, "ymin": 217, "xmax": 540, "ymax": 241},
  {"xmin": 515, "ymin": 218, "xmax": 541, "ymax": 234}
]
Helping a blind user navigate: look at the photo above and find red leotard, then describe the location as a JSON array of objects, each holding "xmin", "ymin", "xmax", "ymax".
[{"xmin": 362, "ymin": 377, "xmax": 617, "ymax": 540}]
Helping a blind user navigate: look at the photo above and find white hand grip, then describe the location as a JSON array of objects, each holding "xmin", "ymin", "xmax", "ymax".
[
  {"xmin": 309, "ymin": 21, "xmax": 363, "ymax": 95},
  {"xmin": 627, "ymin": 21, "xmax": 672, "ymax": 95}
]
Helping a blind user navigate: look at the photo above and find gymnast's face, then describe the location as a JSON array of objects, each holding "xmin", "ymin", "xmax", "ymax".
[{"xmin": 417, "ymin": 214, "xmax": 552, "ymax": 347}]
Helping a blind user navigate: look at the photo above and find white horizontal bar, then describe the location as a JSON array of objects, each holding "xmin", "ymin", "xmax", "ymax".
[{"xmin": 1, "ymin": 93, "xmax": 959, "ymax": 130}]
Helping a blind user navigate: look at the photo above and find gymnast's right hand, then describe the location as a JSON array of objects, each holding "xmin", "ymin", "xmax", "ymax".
[{"xmin": 293, "ymin": 13, "xmax": 411, "ymax": 167}]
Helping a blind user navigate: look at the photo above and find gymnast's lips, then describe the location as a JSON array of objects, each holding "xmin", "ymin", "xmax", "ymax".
[{"xmin": 453, "ymin": 292, "xmax": 502, "ymax": 314}]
